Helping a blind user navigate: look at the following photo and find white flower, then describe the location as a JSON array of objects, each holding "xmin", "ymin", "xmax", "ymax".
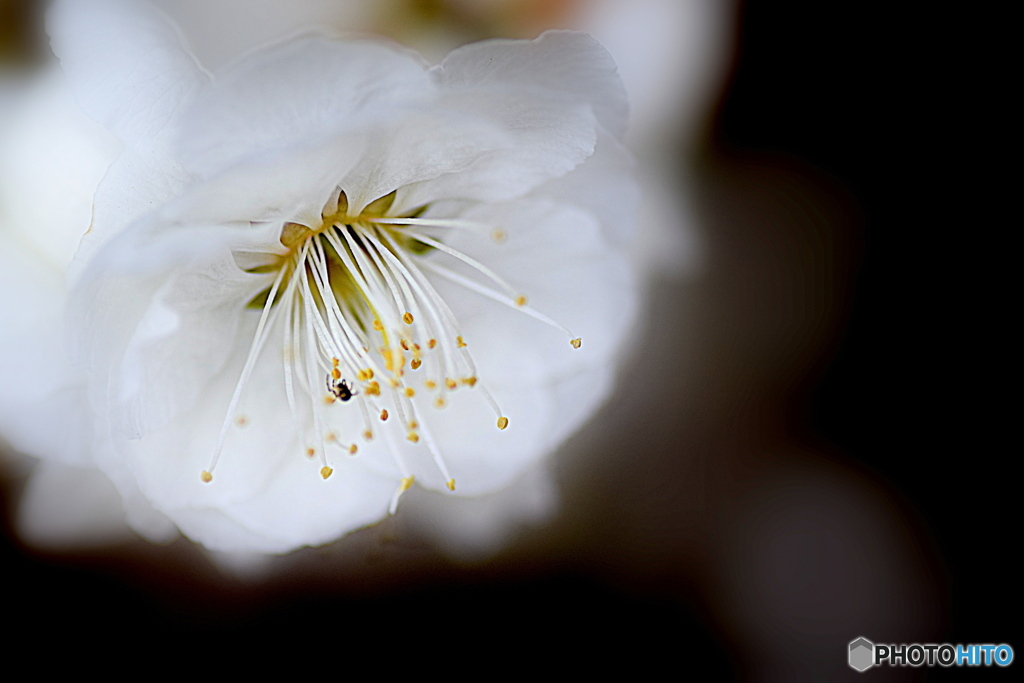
[{"xmin": 5, "ymin": 0, "xmax": 638, "ymax": 555}]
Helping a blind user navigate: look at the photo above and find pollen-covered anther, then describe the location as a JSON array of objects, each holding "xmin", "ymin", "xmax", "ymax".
[
  {"xmin": 515, "ymin": 295, "xmax": 527, "ymax": 307},
  {"xmin": 461, "ymin": 376, "xmax": 477, "ymax": 387},
  {"xmin": 456, "ymin": 336, "xmax": 467, "ymax": 348},
  {"xmin": 363, "ymin": 430, "xmax": 373, "ymax": 441},
  {"xmin": 434, "ymin": 397, "xmax": 446, "ymax": 409},
  {"xmin": 404, "ymin": 387, "xmax": 416, "ymax": 398},
  {"xmin": 320, "ymin": 466, "xmax": 334, "ymax": 480},
  {"xmin": 407, "ymin": 432, "xmax": 419, "ymax": 443},
  {"xmin": 323, "ymin": 395, "xmax": 336, "ymax": 405},
  {"xmin": 380, "ymin": 409, "xmax": 389, "ymax": 421},
  {"xmin": 497, "ymin": 416, "xmax": 509, "ymax": 430},
  {"xmin": 400, "ymin": 476, "xmax": 415, "ymax": 492},
  {"xmin": 410, "ymin": 358, "xmax": 422, "ymax": 370},
  {"xmin": 306, "ymin": 448, "xmax": 316, "ymax": 458},
  {"xmin": 366, "ymin": 381, "xmax": 381, "ymax": 396},
  {"xmin": 428, "ymin": 339, "xmax": 437, "ymax": 349},
  {"xmin": 425, "ymin": 380, "xmax": 437, "ymax": 390},
  {"xmin": 200, "ymin": 471, "xmax": 213, "ymax": 483},
  {"xmin": 400, "ymin": 339, "xmax": 409, "ymax": 351},
  {"xmin": 348, "ymin": 444, "xmax": 358, "ymax": 455},
  {"xmin": 445, "ymin": 378, "xmax": 458, "ymax": 390},
  {"xmin": 446, "ymin": 479, "xmax": 456, "ymax": 492},
  {"xmin": 570, "ymin": 338, "xmax": 582, "ymax": 349},
  {"xmin": 372, "ymin": 319, "xmax": 383, "ymax": 332},
  {"xmin": 331, "ymin": 367, "xmax": 341, "ymax": 380},
  {"xmin": 409, "ymin": 420, "xmax": 419, "ymax": 429},
  {"xmin": 403, "ymin": 312, "xmax": 414, "ymax": 325}
]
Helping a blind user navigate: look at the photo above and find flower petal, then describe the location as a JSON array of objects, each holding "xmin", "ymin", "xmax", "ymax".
[
  {"xmin": 391, "ymin": 89, "xmax": 597, "ymax": 214},
  {"xmin": 178, "ymin": 35, "xmax": 432, "ymax": 181},
  {"xmin": 434, "ymin": 30, "xmax": 628, "ymax": 140},
  {"xmin": 111, "ymin": 341, "xmax": 397, "ymax": 554},
  {"xmin": 48, "ymin": 0, "xmax": 210, "ymax": 282},
  {"xmin": 47, "ymin": 0, "xmax": 208, "ymax": 146}
]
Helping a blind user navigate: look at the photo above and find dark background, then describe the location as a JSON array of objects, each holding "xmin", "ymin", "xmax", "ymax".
[{"xmin": 1, "ymin": 0, "xmax": 1014, "ymax": 676}]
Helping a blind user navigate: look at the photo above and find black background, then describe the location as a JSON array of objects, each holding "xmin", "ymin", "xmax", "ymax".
[{"xmin": 1, "ymin": 0, "xmax": 1015, "ymax": 675}]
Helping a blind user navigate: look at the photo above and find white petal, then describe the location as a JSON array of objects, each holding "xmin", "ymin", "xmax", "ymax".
[
  {"xmin": 69, "ymin": 220, "xmax": 282, "ymax": 438},
  {"xmin": 538, "ymin": 128, "xmax": 639, "ymax": 246},
  {"xmin": 428, "ymin": 198, "xmax": 638, "ymax": 389},
  {"xmin": 17, "ymin": 462, "xmax": 131, "ymax": 548},
  {"xmin": 434, "ymin": 30, "xmax": 628, "ymax": 140},
  {"xmin": 49, "ymin": 0, "xmax": 210, "ymax": 282},
  {"xmin": 178, "ymin": 36, "xmax": 431, "ymax": 181},
  {"xmin": 151, "ymin": 0, "xmax": 380, "ymax": 71},
  {"xmin": 111, "ymin": 341, "xmax": 397, "ymax": 554},
  {"xmin": 0, "ymin": 68, "xmax": 120, "ymax": 270},
  {"xmin": 392, "ymin": 89, "xmax": 597, "ymax": 213},
  {"xmin": 47, "ymin": 0, "xmax": 208, "ymax": 146},
  {"xmin": 0, "ymin": 237, "xmax": 92, "ymax": 466}
]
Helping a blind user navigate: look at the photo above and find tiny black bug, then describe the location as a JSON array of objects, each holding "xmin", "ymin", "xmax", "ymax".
[{"xmin": 327, "ymin": 376, "xmax": 357, "ymax": 402}]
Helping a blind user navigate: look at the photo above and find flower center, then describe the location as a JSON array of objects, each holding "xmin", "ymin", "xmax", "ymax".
[{"xmin": 201, "ymin": 189, "xmax": 580, "ymax": 512}]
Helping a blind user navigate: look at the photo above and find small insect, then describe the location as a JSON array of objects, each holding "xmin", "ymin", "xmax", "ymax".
[{"xmin": 327, "ymin": 376, "xmax": 357, "ymax": 402}]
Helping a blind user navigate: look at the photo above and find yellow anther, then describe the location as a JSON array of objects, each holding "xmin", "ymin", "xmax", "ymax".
[
  {"xmin": 461, "ymin": 376, "xmax": 477, "ymax": 387},
  {"xmin": 320, "ymin": 466, "xmax": 334, "ymax": 480},
  {"xmin": 373, "ymin": 319, "xmax": 383, "ymax": 331},
  {"xmin": 349, "ymin": 444, "xmax": 358, "ymax": 455},
  {"xmin": 400, "ymin": 476, "xmax": 415, "ymax": 492},
  {"xmin": 380, "ymin": 409, "xmax": 389, "ymax": 421},
  {"xmin": 387, "ymin": 378, "xmax": 400, "ymax": 388},
  {"xmin": 331, "ymin": 367, "xmax": 341, "ymax": 380},
  {"xmin": 407, "ymin": 432, "xmax": 419, "ymax": 443},
  {"xmin": 332, "ymin": 358, "xmax": 340, "ymax": 368},
  {"xmin": 400, "ymin": 339, "xmax": 409, "ymax": 351},
  {"xmin": 446, "ymin": 479, "xmax": 456, "ymax": 492},
  {"xmin": 409, "ymin": 420, "xmax": 419, "ymax": 429},
  {"xmin": 410, "ymin": 358, "xmax": 422, "ymax": 370},
  {"xmin": 425, "ymin": 380, "xmax": 437, "ymax": 390},
  {"xmin": 405, "ymin": 387, "xmax": 416, "ymax": 398},
  {"xmin": 456, "ymin": 336, "xmax": 467, "ymax": 348},
  {"xmin": 383, "ymin": 348, "xmax": 406, "ymax": 373},
  {"xmin": 200, "ymin": 471, "xmax": 213, "ymax": 483},
  {"xmin": 491, "ymin": 228, "xmax": 507, "ymax": 243},
  {"xmin": 428, "ymin": 339, "xmax": 437, "ymax": 349},
  {"xmin": 366, "ymin": 381, "xmax": 381, "ymax": 396},
  {"xmin": 515, "ymin": 295, "xmax": 527, "ymax": 307},
  {"xmin": 570, "ymin": 338, "xmax": 582, "ymax": 349},
  {"xmin": 306, "ymin": 448, "xmax": 316, "ymax": 457},
  {"xmin": 497, "ymin": 416, "xmax": 509, "ymax": 430},
  {"xmin": 403, "ymin": 312, "xmax": 414, "ymax": 325},
  {"xmin": 412, "ymin": 343, "xmax": 421, "ymax": 353},
  {"xmin": 363, "ymin": 430, "xmax": 374, "ymax": 441},
  {"xmin": 445, "ymin": 378, "xmax": 458, "ymax": 390},
  {"xmin": 325, "ymin": 432, "xmax": 337, "ymax": 442},
  {"xmin": 323, "ymin": 395, "xmax": 336, "ymax": 405},
  {"xmin": 434, "ymin": 397, "xmax": 446, "ymax": 409},
  {"xmin": 356, "ymin": 369, "xmax": 367, "ymax": 381}
]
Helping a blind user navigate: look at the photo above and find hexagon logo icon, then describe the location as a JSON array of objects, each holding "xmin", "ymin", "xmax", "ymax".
[{"xmin": 849, "ymin": 637, "xmax": 875, "ymax": 672}]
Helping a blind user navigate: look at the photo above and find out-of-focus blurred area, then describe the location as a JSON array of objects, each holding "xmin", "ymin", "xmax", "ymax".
[{"xmin": 1, "ymin": 0, "xmax": 1013, "ymax": 675}]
